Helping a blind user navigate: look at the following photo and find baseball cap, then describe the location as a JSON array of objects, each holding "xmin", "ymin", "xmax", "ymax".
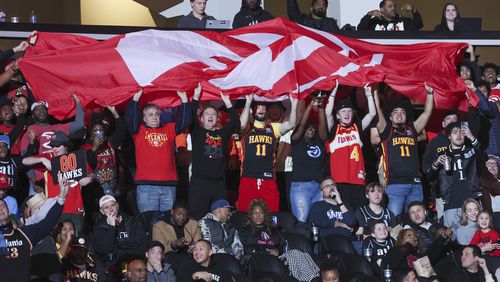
[
  {"xmin": 72, "ymin": 235, "xmax": 89, "ymax": 249},
  {"xmin": 210, "ymin": 199, "xmax": 234, "ymax": 211},
  {"xmin": 31, "ymin": 100, "xmax": 48, "ymax": 112},
  {"xmin": 49, "ymin": 131, "xmax": 69, "ymax": 147},
  {"xmin": 336, "ymin": 98, "xmax": 353, "ymax": 111},
  {"xmin": 99, "ymin": 194, "xmax": 117, "ymax": 209},
  {"xmin": 0, "ymin": 173, "xmax": 9, "ymax": 189},
  {"xmin": 7, "ymin": 85, "xmax": 28, "ymax": 100},
  {"xmin": 26, "ymin": 193, "xmax": 47, "ymax": 214},
  {"xmin": 0, "ymin": 135, "xmax": 10, "ymax": 149}
]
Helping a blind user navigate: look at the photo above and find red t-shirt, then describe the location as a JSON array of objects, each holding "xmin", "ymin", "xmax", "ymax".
[
  {"xmin": 20, "ymin": 123, "xmax": 71, "ymax": 154},
  {"xmin": 470, "ymin": 229, "xmax": 500, "ymax": 256},
  {"xmin": 133, "ymin": 123, "xmax": 177, "ymax": 183},
  {"xmin": 0, "ymin": 123, "xmax": 25, "ymax": 155}
]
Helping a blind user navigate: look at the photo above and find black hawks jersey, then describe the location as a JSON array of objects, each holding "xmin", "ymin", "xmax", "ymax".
[
  {"xmin": 0, "ymin": 228, "xmax": 32, "ymax": 281},
  {"xmin": 380, "ymin": 125, "xmax": 421, "ymax": 185},
  {"xmin": 241, "ymin": 123, "xmax": 278, "ymax": 179}
]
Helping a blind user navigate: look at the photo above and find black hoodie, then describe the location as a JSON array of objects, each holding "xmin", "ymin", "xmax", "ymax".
[
  {"xmin": 357, "ymin": 11, "xmax": 423, "ymax": 31},
  {"xmin": 233, "ymin": 0, "xmax": 274, "ymax": 29}
]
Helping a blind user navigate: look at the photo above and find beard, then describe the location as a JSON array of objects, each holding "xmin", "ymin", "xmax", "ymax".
[
  {"xmin": 244, "ymin": 1, "xmax": 259, "ymax": 12},
  {"xmin": 312, "ymin": 8, "xmax": 326, "ymax": 18},
  {"xmin": 254, "ymin": 114, "xmax": 266, "ymax": 122}
]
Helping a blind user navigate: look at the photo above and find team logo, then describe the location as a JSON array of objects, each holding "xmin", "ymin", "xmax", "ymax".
[
  {"xmin": 406, "ymin": 129, "xmax": 412, "ymax": 136},
  {"xmin": 307, "ymin": 145, "xmax": 321, "ymax": 158},
  {"xmin": 144, "ymin": 131, "xmax": 168, "ymax": 148}
]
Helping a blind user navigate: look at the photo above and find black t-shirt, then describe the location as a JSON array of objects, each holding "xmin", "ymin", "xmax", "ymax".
[
  {"xmin": 60, "ymin": 258, "xmax": 103, "ymax": 282},
  {"xmin": 446, "ymin": 267, "xmax": 490, "ymax": 282},
  {"xmin": 379, "ymin": 124, "xmax": 421, "ymax": 184},
  {"xmin": 355, "ymin": 205, "xmax": 396, "ymax": 235},
  {"xmin": 179, "ymin": 259, "xmax": 233, "ymax": 282},
  {"xmin": 190, "ymin": 100, "xmax": 239, "ymax": 180},
  {"xmin": 291, "ymin": 134, "xmax": 325, "ymax": 182},
  {"xmin": 362, "ymin": 236, "xmax": 396, "ymax": 265}
]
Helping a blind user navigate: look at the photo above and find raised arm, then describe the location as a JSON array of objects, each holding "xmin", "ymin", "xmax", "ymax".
[
  {"xmin": 317, "ymin": 97, "xmax": 327, "ymax": 142},
  {"xmin": 240, "ymin": 94, "xmax": 253, "ymax": 133},
  {"xmin": 374, "ymin": 88, "xmax": 387, "ymax": 134},
  {"xmin": 22, "ymin": 155, "xmax": 52, "ymax": 171},
  {"xmin": 279, "ymin": 94, "xmax": 298, "ymax": 136},
  {"xmin": 287, "ymin": 0, "xmax": 302, "ymax": 22},
  {"xmin": 175, "ymin": 90, "xmax": 192, "ymax": 134},
  {"xmin": 124, "ymin": 90, "xmax": 143, "ymax": 135},
  {"xmin": 291, "ymin": 100, "xmax": 313, "ymax": 141},
  {"xmin": 69, "ymin": 94, "xmax": 85, "ymax": 139},
  {"xmin": 413, "ymin": 83, "xmax": 434, "ymax": 134},
  {"xmin": 325, "ymin": 81, "xmax": 339, "ymax": 132},
  {"xmin": 220, "ymin": 92, "xmax": 240, "ymax": 133},
  {"xmin": 361, "ymin": 84, "xmax": 376, "ymax": 130}
]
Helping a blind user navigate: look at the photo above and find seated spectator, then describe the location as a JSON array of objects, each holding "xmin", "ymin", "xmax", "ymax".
[
  {"xmin": 239, "ymin": 199, "xmax": 285, "ymax": 257},
  {"xmin": 287, "ymin": 0, "xmax": 339, "ymax": 32},
  {"xmin": 456, "ymin": 198, "xmax": 480, "ymax": 245},
  {"xmin": 362, "ymin": 220, "xmax": 396, "ymax": 267},
  {"xmin": 0, "ymin": 173, "xmax": 18, "ymax": 218},
  {"xmin": 52, "ymin": 219, "xmax": 77, "ymax": 260},
  {"xmin": 0, "ymin": 173, "xmax": 68, "ymax": 281},
  {"xmin": 427, "ymin": 122, "xmax": 481, "ymax": 230},
  {"xmin": 178, "ymin": 0, "xmax": 216, "ymax": 29},
  {"xmin": 434, "ymin": 3, "xmax": 461, "ymax": 31},
  {"xmin": 320, "ymin": 259, "xmax": 345, "ymax": 282},
  {"xmin": 470, "ymin": 211, "xmax": 500, "ymax": 256},
  {"xmin": 126, "ymin": 259, "xmax": 147, "ymax": 282},
  {"xmin": 290, "ymin": 97, "xmax": 327, "ymax": 223},
  {"xmin": 232, "ymin": 0, "xmax": 274, "ymax": 29},
  {"xmin": 381, "ymin": 228, "xmax": 444, "ymax": 272},
  {"xmin": 446, "ymin": 245, "xmax": 495, "ymax": 282},
  {"xmin": 355, "ymin": 182, "xmax": 396, "ymax": 237},
  {"xmin": 403, "ymin": 201, "xmax": 452, "ymax": 254},
  {"xmin": 60, "ymin": 235, "xmax": 105, "ymax": 282},
  {"xmin": 152, "ymin": 200, "xmax": 202, "ymax": 254},
  {"xmin": 357, "ymin": 0, "xmax": 423, "ymax": 31},
  {"xmin": 91, "ymin": 195, "xmax": 148, "ymax": 267},
  {"xmin": 199, "ymin": 199, "xmax": 243, "ymax": 258},
  {"xmin": 481, "ymin": 155, "xmax": 500, "ymax": 227},
  {"xmin": 392, "ymin": 269, "xmax": 419, "ymax": 282},
  {"xmin": 178, "ymin": 239, "xmax": 233, "ymax": 282},
  {"xmin": 309, "ymin": 177, "xmax": 357, "ymax": 240},
  {"xmin": 144, "ymin": 241, "xmax": 175, "ymax": 281}
]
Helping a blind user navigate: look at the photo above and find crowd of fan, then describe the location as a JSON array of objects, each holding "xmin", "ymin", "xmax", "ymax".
[{"xmin": 0, "ymin": 0, "xmax": 499, "ymax": 282}]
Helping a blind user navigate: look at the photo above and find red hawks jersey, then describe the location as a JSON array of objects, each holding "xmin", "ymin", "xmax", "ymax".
[
  {"xmin": 327, "ymin": 122, "xmax": 365, "ymax": 185},
  {"xmin": 133, "ymin": 123, "xmax": 177, "ymax": 182}
]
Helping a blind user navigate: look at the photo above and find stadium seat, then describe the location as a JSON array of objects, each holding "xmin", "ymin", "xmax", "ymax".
[
  {"xmin": 350, "ymin": 274, "xmax": 384, "ymax": 282},
  {"xmin": 164, "ymin": 252, "xmax": 194, "ymax": 275},
  {"xmin": 283, "ymin": 232, "xmax": 313, "ymax": 254},
  {"xmin": 212, "ymin": 253, "xmax": 243, "ymax": 275},
  {"xmin": 319, "ymin": 234, "xmax": 356, "ymax": 257},
  {"xmin": 248, "ymin": 253, "xmax": 289, "ymax": 279},
  {"xmin": 271, "ymin": 211, "xmax": 298, "ymax": 232},
  {"xmin": 339, "ymin": 253, "xmax": 374, "ymax": 277},
  {"xmin": 138, "ymin": 210, "xmax": 169, "ymax": 239},
  {"xmin": 230, "ymin": 211, "xmax": 249, "ymax": 230}
]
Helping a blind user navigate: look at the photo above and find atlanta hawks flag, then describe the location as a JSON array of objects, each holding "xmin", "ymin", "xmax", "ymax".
[{"xmin": 19, "ymin": 18, "xmax": 471, "ymax": 120}]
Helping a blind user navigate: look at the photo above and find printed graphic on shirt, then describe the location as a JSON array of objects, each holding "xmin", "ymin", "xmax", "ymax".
[
  {"xmin": 327, "ymin": 209, "xmax": 344, "ymax": 220},
  {"xmin": 65, "ymin": 269, "xmax": 98, "ymax": 282},
  {"xmin": 375, "ymin": 22, "xmax": 404, "ymax": 31},
  {"xmin": 204, "ymin": 133, "xmax": 223, "ymax": 159},
  {"xmin": 257, "ymin": 231, "xmax": 274, "ymax": 246},
  {"xmin": 144, "ymin": 131, "xmax": 168, "ymax": 148},
  {"xmin": 307, "ymin": 144, "xmax": 322, "ymax": 158}
]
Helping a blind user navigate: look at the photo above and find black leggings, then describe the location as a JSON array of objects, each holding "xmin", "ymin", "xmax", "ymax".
[{"xmin": 188, "ymin": 176, "xmax": 226, "ymax": 220}]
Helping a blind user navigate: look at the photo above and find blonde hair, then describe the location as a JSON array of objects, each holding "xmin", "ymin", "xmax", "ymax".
[{"xmin": 460, "ymin": 198, "xmax": 481, "ymax": 226}]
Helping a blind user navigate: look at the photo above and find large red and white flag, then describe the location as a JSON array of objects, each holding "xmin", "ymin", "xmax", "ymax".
[{"xmin": 19, "ymin": 18, "xmax": 471, "ymax": 120}]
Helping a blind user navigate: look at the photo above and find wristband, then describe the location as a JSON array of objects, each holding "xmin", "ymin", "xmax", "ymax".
[{"xmin": 338, "ymin": 202, "xmax": 344, "ymax": 206}]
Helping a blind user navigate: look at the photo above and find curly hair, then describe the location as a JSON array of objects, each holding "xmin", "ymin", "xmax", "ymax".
[
  {"xmin": 247, "ymin": 198, "xmax": 272, "ymax": 232},
  {"xmin": 396, "ymin": 228, "xmax": 418, "ymax": 247}
]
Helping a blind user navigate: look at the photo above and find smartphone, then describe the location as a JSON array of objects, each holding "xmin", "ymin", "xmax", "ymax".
[
  {"xmin": 271, "ymin": 215, "xmax": 278, "ymax": 226},
  {"xmin": 95, "ymin": 130, "xmax": 105, "ymax": 139}
]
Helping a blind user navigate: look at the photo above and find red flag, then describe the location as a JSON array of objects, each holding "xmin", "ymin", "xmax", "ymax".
[{"xmin": 19, "ymin": 18, "xmax": 472, "ymax": 120}]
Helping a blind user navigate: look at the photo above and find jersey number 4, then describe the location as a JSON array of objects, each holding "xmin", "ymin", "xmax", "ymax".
[
  {"xmin": 256, "ymin": 144, "xmax": 267, "ymax": 156},
  {"xmin": 400, "ymin": 146, "xmax": 411, "ymax": 157},
  {"xmin": 350, "ymin": 146, "xmax": 360, "ymax": 162}
]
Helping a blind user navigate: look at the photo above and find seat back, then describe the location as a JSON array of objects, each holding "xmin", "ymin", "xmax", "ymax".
[
  {"xmin": 283, "ymin": 233, "xmax": 313, "ymax": 254},
  {"xmin": 319, "ymin": 234, "xmax": 356, "ymax": 257},
  {"xmin": 248, "ymin": 253, "xmax": 288, "ymax": 279},
  {"xmin": 271, "ymin": 211, "xmax": 298, "ymax": 232},
  {"xmin": 212, "ymin": 253, "xmax": 243, "ymax": 275},
  {"xmin": 163, "ymin": 252, "xmax": 193, "ymax": 275},
  {"xmin": 138, "ymin": 210, "xmax": 169, "ymax": 239},
  {"xmin": 339, "ymin": 253, "xmax": 374, "ymax": 277}
]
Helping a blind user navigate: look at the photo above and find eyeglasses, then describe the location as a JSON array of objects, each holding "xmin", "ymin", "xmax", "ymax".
[{"xmin": 321, "ymin": 183, "xmax": 336, "ymax": 190}]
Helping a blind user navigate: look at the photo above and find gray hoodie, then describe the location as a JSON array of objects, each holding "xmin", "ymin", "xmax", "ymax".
[{"xmin": 456, "ymin": 219, "xmax": 477, "ymax": 245}]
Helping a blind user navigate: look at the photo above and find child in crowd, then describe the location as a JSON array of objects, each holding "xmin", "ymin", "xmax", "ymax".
[
  {"xmin": 362, "ymin": 220, "xmax": 396, "ymax": 267},
  {"xmin": 470, "ymin": 211, "xmax": 500, "ymax": 256},
  {"xmin": 456, "ymin": 198, "xmax": 480, "ymax": 245}
]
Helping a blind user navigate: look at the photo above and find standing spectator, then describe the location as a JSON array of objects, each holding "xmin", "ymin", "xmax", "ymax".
[
  {"xmin": 91, "ymin": 195, "xmax": 148, "ymax": 268},
  {"xmin": 124, "ymin": 89, "xmax": 191, "ymax": 213},
  {"xmin": 470, "ymin": 211, "xmax": 500, "ymax": 256},
  {"xmin": 290, "ymin": 96, "xmax": 327, "ymax": 222},
  {"xmin": 144, "ymin": 241, "xmax": 176, "ymax": 282},
  {"xmin": 188, "ymin": 86, "xmax": 239, "ymax": 219},
  {"xmin": 239, "ymin": 199, "xmax": 286, "ymax": 258},
  {"xmin": 287, "ymin": 0, "xmax": 339, "ymax": 32},
  {"xmin": 446, "ymin": 245, "xmax": 495, "ymax": 282},
  {"xmin": 434, "ymin": 3, "xmax": 461, "ymax": 31},
  {"xmin": 237, "ymin": 94, "xmax": 297, "ymax": 212},
  {"xmin": 199, "ymin": 199, "xmax": 243, "ymax": 258},
  {"xmin": 178, "ymin": 0, "xmax": 216, "ymax": 29},
  {"xmin": 232, "ymin": 0, "xmax": 274, "ymax": 29},
  {"xmin": 152, "ymin": 201, "xmax": 202, "ymax": 254},
  {"xmin": 60, "ymin": 235, "xmax": 105, "ymax": 282},
  {"xmin": 456, "ymin": 198, "xmax": 481, "ymax": 245},
  {"xmin": 427, "ymin": 122, "xmax": 481, "ymax": 229},
  {"xmin": 375, "ymin": 83, "xmax": 434, "ymax": 216},
  {"xmin": 482, "ymin": 155, "xmax": 500, "ymax": 227},
  {"xmin": 355, "ymin": 182, "xmax": 396, "ymax": 237},
  {"xmin": 325, "ymin": 83, "xmax": 376, "ymax": 210},
  {"xmin": 0, "ymin": 173, "xmax": 68, "ymax": 281},
  {"xmin": 357, "ymin": 0, "xmax": 423, "ymax": 31},
  {"xmin": 478, "ymin": 64, "xmax": 500, "ymax": 156},
  {"xmin": 309, "ymin": 177, "xmax": 357, "ymax": 240}
]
